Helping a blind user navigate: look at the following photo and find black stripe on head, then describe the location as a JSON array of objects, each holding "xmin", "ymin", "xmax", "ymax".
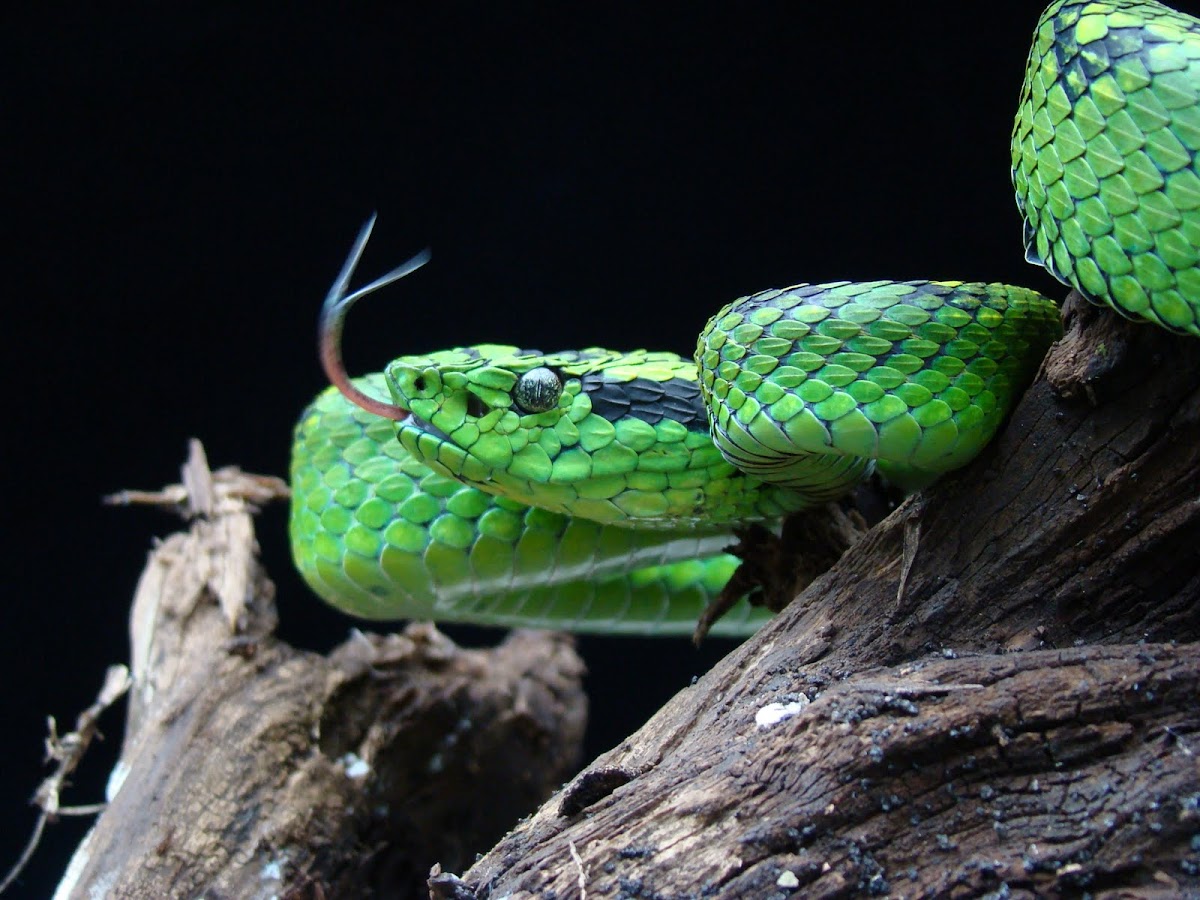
[{"xmin": 581, "ymin": 374, "xmax": 708, "ymax": 428}]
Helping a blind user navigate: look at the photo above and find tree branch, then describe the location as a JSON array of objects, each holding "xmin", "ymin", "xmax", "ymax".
[{"xmin": 50, "ymin": 446, "xmax": 587, "ymax": 899}]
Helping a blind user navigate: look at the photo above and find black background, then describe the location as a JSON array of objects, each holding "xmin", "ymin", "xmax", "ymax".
[{"xmin": 5, "ymin": 1, "xmax": 1104, "ymax": 893}]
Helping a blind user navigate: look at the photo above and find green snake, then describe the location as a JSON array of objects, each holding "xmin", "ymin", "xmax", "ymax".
[{"xmin": 290, "ymin": 0, "xmax": 1200, "ymax": 637}]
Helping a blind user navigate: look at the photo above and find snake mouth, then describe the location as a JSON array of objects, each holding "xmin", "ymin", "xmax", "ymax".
[
  {"xmin": 396, "ymin": 416, "xmax": 495, "ymax": 486},
  {"xmin": 405, "ymin": 415, "xmax": 453, "ymax": 444}
]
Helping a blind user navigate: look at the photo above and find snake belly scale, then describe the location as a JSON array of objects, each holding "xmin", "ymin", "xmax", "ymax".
[{"xmin": 290, "ymin": 0, "xmax": 1200, "ymax": 637}]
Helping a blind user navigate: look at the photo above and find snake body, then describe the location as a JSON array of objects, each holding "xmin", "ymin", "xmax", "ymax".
[
  {"xmin": 291, "ymin": 0, "xmax": 1200, "ymax": 636},
  {"xmin": 291, "ymin": 282, "xmax": 1060, "ymax": 636},
  {"xmin": 1015, "ymin": 0, "xmax": 1200, "ymax": 336}
]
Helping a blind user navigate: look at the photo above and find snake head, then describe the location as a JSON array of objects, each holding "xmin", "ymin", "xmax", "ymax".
[
  {"xmin": 317, "ymin": 219, "xmax": 784, "ymax": 527},
  {"xmin": 381, "ymin": 346, "xmax": 794, "ymax": 527},
  {"xmin": 383, "ymin": 345, "xmax": 592, "ymax": 488}
]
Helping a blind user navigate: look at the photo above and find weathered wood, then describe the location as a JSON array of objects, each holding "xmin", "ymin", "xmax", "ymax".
[
  {"xmin": 450, "ymin": 292, "xmax": 1200, "ymax": 898},
  {"xmin": 53, "ymin": 448, "xmax": 587, "ymax": 899},
  {"xmin": 458, "ymin": 646, "xmax": 1198, "ymax": 899}
]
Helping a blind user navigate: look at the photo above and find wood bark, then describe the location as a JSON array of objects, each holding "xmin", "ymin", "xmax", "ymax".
[
  {"xmin": 52, "ymin": 447, "xmax": 587, "ymax": 899},
  {"xmin": 441, "ymin": 292, "xmax": 1200, "ymax": 899},
  {"xmin": 51, "ymin": 290, "xmax": 1200, "ymax": 899}
]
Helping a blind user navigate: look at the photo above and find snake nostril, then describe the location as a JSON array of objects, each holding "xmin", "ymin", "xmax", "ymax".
[{"xmin": 413, "ymin": 375, "xmax": 427, "ymax": 392}]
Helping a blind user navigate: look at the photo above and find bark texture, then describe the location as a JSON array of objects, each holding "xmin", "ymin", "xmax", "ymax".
[
  {"xmin": 445, "ymin": 292, "xmax": 1200, "ymax": 898},
  {"xmin": 52, "ymin": 447, "xmax": 587, "ymax": 899}
]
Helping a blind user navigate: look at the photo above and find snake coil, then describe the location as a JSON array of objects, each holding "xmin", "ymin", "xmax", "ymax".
[{"xmin": 290, "ymin": 0, "xmax": 1200, "ymax": 637}]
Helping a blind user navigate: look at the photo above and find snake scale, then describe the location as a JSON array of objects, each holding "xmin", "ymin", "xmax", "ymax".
[{"xmin": 290, "ymin": 0, "xmax": 1200, "ymax": 638}]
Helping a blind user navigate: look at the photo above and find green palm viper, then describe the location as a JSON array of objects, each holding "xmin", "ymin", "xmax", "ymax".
[{"xmin": 290, "ymin": 0, "xmax": 1200, "ymax": 637}]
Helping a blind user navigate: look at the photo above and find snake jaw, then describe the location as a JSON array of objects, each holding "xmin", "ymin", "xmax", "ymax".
[
  {"xmin": 402, "ymin": 415, "xmax": 453, "ymax": 444},
  {"xmin": 395, "ymin": 416, "xmax": 497, "ymax": 486}
]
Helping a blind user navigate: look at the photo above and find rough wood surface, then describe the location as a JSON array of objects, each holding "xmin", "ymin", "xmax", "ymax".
[
  {"xmin": 53, "ymin": 445, "xmax": 587, "ymax": 899},
  {"xmin": 444, "ymin": 291, "xmax": 1200, "ymax": 898}
]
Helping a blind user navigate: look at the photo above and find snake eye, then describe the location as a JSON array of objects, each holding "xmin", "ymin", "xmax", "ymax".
[{"xmin": 514, "ymin": 367, "xmax": 562, "ymax": 413}]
